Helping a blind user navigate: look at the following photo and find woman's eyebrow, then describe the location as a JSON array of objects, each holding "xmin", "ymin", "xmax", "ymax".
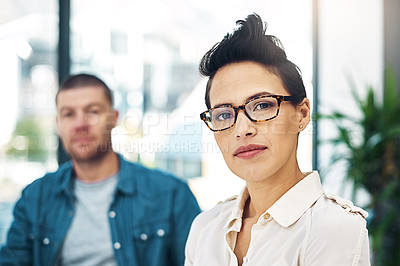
[
  {"xmin": 245, "ymin": 91, "xmax": 272, "ymax": 102},
  {"xmin": 213, "ymin": 102, "xmax": 233, "ymax": 108},
  {"xmin": 212, "ymin": 91, "xmax": 273, "ymax": 108}
]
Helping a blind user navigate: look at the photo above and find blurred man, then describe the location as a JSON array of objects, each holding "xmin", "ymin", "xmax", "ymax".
[{"xmin": 0, "ymin": 73, "xmax": 201, "ymax": 266}]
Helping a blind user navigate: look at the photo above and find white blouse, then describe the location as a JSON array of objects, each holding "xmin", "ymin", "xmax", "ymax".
[{"xmin": 185, "ymin": 171, "xmax": 370, "ymax": 266}]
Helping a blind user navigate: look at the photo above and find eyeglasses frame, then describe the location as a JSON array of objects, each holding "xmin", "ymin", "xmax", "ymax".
[{"xmin": 200, "ymin": 95, "xmax": 302, "ymax": 132}]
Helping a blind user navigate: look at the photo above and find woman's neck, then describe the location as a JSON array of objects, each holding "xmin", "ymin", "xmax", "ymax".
[{"xmin": 244, "ymin": 166, "xmax": 304, "ymax": 219}]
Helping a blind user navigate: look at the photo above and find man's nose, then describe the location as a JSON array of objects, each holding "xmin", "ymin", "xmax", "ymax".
[{"xmin": 74, "ymin": 113, "xmax": 89, "ymax": 130}]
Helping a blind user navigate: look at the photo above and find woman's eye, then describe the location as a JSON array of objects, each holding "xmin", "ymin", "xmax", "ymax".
[
  {"xmin": 215, "ymin": 112, "xmax": 233, "ymax": 121},
  {"xmin": 253, "ymin": 102, "xmax": 272, "ymax": 111}
]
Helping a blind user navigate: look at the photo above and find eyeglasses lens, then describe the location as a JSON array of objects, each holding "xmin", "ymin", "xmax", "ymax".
[{"xmin": 207, "ymin": 97, "xmax": 278, "ymax": 131}]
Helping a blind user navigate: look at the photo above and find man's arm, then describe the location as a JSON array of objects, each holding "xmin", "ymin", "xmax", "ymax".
[
  {"xmin": 169, "ymin": 182, "xmax": 201, "ymax": 266},
  {"xmin": 0, "ymin": 190, "xmax": 33, "ymax": 266}
]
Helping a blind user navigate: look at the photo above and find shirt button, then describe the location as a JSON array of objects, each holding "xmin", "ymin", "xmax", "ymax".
[
  {"xmin": 140, "ymin": 233, "xmax": 148, "ymax": 241},
  {"xmin": 114, "ymin": 242, "xmax": 121, "ymax": 249},
  {"xmin": 109, "ymin": 211, "xmax": 116, "ymax": 218},
  {"xmin": 157, "ymin": 229, "xmax": 165, "ymax": 237},
  {"xmin": 43, "ymin": 238, "xmax": 50, "ymax": 245},
  {"xmin": 264, "ymin": 213, "xmax": 271, "ymax": 220},
  {"xmin": 243, "ymin": 256, "xmax": 248, "ymax": 263}
]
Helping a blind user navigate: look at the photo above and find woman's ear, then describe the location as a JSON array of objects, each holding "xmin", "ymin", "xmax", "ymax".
[{"xmin": 297, "ymin": 98, "xmax": 311, "ymax": 131}]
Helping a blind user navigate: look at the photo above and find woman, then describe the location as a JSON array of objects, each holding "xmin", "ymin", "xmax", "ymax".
[{"xmin": 185, "ymin": 14, "xmax": 370, "ymax": 265}]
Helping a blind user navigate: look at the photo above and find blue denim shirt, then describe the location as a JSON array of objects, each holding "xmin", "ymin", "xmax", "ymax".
[{"xmin": 0, "ymin": 154, "xmax": 201, "ymax": 266}]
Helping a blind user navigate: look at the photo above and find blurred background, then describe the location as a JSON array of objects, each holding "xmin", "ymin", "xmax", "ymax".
[{"xmin": 0, "ymin": 0, "xmax": 398, "ymax": 264}]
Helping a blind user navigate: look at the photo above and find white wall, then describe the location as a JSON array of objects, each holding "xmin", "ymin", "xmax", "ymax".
[{"xmin": 317, "ymin": 0, "xmax": 383, "ymax": 204}]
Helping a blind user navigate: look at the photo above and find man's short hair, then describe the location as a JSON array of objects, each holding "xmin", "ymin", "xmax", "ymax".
[{"xmin": 56, "ymin": 73, "xmax": 114, "ymax": 106}]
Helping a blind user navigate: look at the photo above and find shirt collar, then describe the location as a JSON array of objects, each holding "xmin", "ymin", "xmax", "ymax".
[
  {"xmin": 115, "ymin": 153, "xmax": 137, "ymax": 195},
  {"xmin": 224, "ymin": 171, "xmax": 324, "ymax": 229},
  {"xmin": 268, "ymin": 171, "xmax": 324, "ymax": 227},
  {"xmin": 224, "ymin": 187, "xmax": 249, "ymax": 230},
  {"xmin": 57, "ymin": 153, "xmax": 137, "ymax": 196},
  {"xmin": 57, "ymin": 161, "xmax": 74, "ymax": 195}
]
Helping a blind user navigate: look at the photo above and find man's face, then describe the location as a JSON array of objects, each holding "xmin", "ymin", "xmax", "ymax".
[{"xmin": 56, "ymin": 86, "xmax": 118, "ymax": 163}]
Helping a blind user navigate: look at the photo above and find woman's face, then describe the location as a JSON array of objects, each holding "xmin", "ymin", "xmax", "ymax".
[{"xmin": 209, "ymin": 61, "xmax": 310, "ymax": 183}]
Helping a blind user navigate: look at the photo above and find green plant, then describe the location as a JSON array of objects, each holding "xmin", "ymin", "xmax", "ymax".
[
  {"xmin": 318, "ymin": 68, "xmax": 400, "ymax": 265},
  {"xmin": 6, "ymin": 116, "xmax": 53, "ymax": 162}
]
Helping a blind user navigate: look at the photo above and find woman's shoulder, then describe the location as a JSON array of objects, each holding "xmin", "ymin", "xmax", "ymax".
[
  {"xmin": 311, "ymin": 192, "xmax": 368, "ymax": 233},
  {"xmin": 315, "ymin": 193, "xmax": 367, "ymax": 218},
  {"xmin": 301, "ymin": 193, "xmax": 370, "ymax": 264}
]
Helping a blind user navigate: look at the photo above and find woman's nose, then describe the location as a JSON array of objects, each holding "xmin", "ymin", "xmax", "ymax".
[{"xmin": 234, "ymin": 110, "xmax": 257, "ymax": 138}]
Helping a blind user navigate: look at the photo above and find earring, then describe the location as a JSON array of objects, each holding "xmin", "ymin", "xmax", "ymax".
[{"xmin": 299, "ymin": 124, "xmax": 304, "ymax": 129}]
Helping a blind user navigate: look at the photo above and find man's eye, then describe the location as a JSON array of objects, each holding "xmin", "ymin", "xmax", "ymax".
[
  {"xmin": 89, "ymin": 109, "xmax": 99, "ymax": 115},
  {"xmin": 62, "ymin": 112, "xmax": 73, "ymax": 118}
]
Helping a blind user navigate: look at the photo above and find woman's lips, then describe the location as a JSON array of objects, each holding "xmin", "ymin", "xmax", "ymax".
[{"xmin": 233, "ymin": 144, "xmax": 267, "ymax": 159}]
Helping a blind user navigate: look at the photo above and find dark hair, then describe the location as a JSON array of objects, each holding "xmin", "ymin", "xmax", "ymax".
[
  {"xmin": 200, "ymin": 13, "xmax": 306, "ymax": 109},
  {"xmin": 56, "ymin": 73, "xmax": 114, "ymax": 106}
]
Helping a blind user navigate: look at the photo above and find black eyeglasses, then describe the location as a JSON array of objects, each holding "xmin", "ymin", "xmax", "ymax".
[{"xmin": 200, "ymin": 95, "xmax": 301, "ymax": 132}]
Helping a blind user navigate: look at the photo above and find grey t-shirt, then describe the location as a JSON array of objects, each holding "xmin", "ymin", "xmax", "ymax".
[{"xmin": 59, "ymin": 175, "xmax": 118, "ymax": 266}]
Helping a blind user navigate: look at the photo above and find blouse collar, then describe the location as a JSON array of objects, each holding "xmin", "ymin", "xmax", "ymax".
[{"xmin": 224, "ymin": 171, "xmax": 324, "ymax": 230}]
